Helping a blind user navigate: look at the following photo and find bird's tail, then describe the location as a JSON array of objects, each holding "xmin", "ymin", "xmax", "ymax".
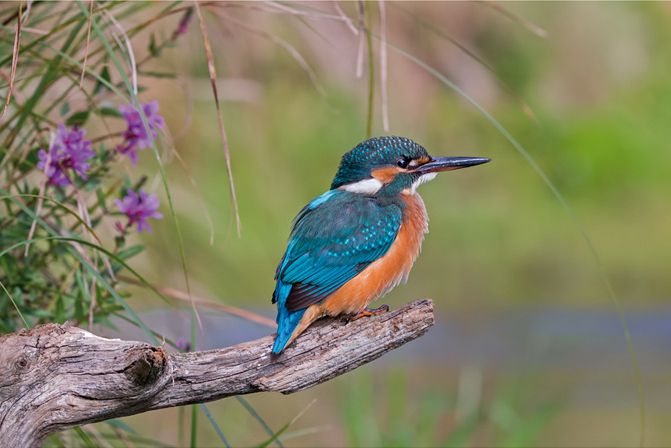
[{"xmin": 272, "ymin": 307, "xmax": 305, "ymax": 354}]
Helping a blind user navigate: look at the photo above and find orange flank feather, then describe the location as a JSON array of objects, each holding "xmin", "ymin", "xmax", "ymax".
[{"xmin": 285, "ymin": 193, "xmax": 429, "ymax": 347}]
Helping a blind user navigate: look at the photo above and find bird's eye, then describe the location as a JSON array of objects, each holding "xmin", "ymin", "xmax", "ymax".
[{"xmin": 397, "ymin": 157, "xmax": 410, "ymax": 168}]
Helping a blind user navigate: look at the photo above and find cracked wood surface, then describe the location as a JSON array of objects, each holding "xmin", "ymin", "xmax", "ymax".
[{"xmin": 0, "ymin": 299, "xmax": 434, "ymax": 446}]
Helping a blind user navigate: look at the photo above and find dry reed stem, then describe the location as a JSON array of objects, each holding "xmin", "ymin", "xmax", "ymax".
[
  {"xmin": 195, "ymin": 3, "xmax": 241, "ymax": 239},
  {"xmin": 1, "ymin": 0, "xmax": 22, "ymax": 120}
]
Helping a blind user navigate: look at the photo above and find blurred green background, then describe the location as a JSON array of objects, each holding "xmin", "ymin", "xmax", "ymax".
[{"xmin": 93, "ymin": 2, "xmax": 671, "ymax": 446}]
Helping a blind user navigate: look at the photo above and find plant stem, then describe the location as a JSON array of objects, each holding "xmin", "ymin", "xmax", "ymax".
[{"xmin": 365, "ymin": 2, "xmax": 375, "ymax": 139}]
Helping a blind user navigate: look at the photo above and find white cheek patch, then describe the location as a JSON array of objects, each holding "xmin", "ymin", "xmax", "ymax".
[
  {"xmin": 339, "ymin": 178, "xmax": 384, "ymax": 194},
  {"xmin": 409, "ymin": 172, "xmax": 437, "ymax": 193}
]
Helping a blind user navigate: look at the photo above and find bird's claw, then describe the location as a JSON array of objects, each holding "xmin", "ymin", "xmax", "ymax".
[{"xmin": 349, "ymin": 304, "xmax": 390, "ymax": 321}]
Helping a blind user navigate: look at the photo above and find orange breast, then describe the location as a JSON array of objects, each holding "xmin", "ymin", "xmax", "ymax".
[{"xmin": 321, "ymin": 193, "xmax": 429, "ymax": 316}]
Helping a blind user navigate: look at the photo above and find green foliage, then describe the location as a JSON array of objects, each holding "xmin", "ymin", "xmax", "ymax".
[
  {"xmin": 0, "ymin": 0, "xmax": 169, "ymax": 333},
  {"xmin": 0, "ymin": 1, "xmax": 209, "ymax": 444},
  {"xmin": 341, "ymin": 370, "xmax": 560, "ymax": 447}
]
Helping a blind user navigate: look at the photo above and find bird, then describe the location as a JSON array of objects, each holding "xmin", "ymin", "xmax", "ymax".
[{"xmin": 271, "ymin": 136, "xmax": 490, "ymax": 354}]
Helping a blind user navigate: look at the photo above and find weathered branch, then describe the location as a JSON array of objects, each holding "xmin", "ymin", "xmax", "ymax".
[{"xmin": 0, "ymin": 299, "xmax": 434, "ymax": 446}]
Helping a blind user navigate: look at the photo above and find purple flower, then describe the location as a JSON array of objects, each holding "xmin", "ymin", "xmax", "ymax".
[
  {"xmin": 172, "ymin": 8, "xmax": 193, "ymax": 39},
  {"xmin": 115, "ymin": 189, "xmax": 163, "ymax": 233},
  {"xmin": 37, "ymin": 125, "xmax": 95, "ymax": 186},
  {"xmin": 116, "ymin": 101, "xmax": 165, "ymax": 164}
]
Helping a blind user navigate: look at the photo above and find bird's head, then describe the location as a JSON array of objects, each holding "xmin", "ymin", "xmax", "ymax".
[{"xmin": 331, "ymin": 136, "xmax": 490, "ymax": 196}]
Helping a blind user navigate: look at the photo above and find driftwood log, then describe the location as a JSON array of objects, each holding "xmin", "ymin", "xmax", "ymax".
[{"xmin": 0, "ymin": 299, "xmax": 434, "ymax": 446}]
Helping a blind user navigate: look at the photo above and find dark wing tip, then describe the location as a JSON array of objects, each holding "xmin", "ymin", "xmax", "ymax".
[{"xmin": 285, "ymin": 283, "xmax": 328, "ymax": 312}]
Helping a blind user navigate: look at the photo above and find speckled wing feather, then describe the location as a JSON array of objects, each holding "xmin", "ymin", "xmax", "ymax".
[{"xmin": 273, "ymin": 190, "xmax": 402, "ymax": 312}]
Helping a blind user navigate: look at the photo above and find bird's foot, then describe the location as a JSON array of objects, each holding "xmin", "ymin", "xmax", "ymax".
[{"xmin": 349, "ymin": 304, "xmax": 390, "ymax": 322}]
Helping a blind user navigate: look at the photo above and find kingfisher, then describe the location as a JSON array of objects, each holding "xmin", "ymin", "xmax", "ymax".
[{"xmin": 271, "ymin": 136, "xmax": 489, "ymax": 354}]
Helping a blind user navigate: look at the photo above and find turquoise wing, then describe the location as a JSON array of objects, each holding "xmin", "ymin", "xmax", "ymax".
[{"xmin": 273, "ymin": 190, "xmax": 403, "ymax": 312}]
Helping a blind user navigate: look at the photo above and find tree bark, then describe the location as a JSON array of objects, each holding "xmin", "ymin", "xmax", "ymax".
[{"xmin": 0, "ymin": 299, "xmax": 434, "ymax": 446}]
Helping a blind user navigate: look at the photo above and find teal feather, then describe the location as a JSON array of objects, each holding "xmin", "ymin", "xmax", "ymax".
[{"xmin": 271, "ymin": 190, "xmax": 403, "ymax": 352}]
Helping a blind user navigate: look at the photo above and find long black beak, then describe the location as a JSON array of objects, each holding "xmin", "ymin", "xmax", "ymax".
[{"xmin": 414, "ymin": 156, "xmax": 491, "ymax": 174}]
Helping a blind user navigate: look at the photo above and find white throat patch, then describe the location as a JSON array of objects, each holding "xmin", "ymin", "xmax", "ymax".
[
  {"xmin": 408, "ymin": 172, "xmax": 437, "ymax": 194},
  {"xmin": 339, "ymin": 178, "xmax": 383, "ymax": 195}
]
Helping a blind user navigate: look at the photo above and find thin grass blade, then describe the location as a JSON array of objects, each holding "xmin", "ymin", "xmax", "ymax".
[
  {"xmin": 79, "ymin": 0, "xmax": 93, "ymax": 87},
  {"xmin": 195, "ymin": 3, "xmax": 241, "ymax": 238},
  {"xmin": 0, "ymin": 278, "xmax": 29, "ymax": 328},
  {"xmin": 199, "ymin": 403, "xmax": 231, "ymax": 448},
  {"xmin": 378, "ymin": 0, "xmax": 389, "ymax": 131},
  {"xmin": 237, "ymin": 396, "xmax": 283, "ymax": 448},
  {"xmin": 364, "ymin": 1, "xmax": 374, "ymax": 138},
  {"xmin": 1, "ymin": 0, "xmax": 21, "ymax": 120},
  {"xmin": 256, "ymin": 399, "xmax": 315, "ymax": 448}
]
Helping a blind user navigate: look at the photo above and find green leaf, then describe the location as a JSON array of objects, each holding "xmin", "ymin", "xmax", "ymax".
[
  {"xmin": 54, "ymin": 294, "xmax": 65, "ymax": 323},
  {"xmin": 73, "ymin": 427, "xmax": 97, "ymax": 448},
  {"xmin": 60, "ymin": 101, "xmax": 70, "ymax": 117},
  {"xmin": 139, "ymin": 70, "xmax": 177, "ymax": 79},
  {"xmin": 94, "ymin": 65, "xmax": 112, "ymax": 95},
  {"xmin": 17, "ymin": 147, "xmax": 40, "ymax": 173},
  {"xmin": 149, "ymin": 33, "xmax": 159, "ymax": 57},
  {"xmin": 117, "ymin": 245, "xmax": 144, "ymax": 261},
  {"xmin": 66, "ymin": 110, "xmax": 90, "ymax": 127},
  {"xmin": 95, "ymin": 188, "xmax": 107, "ymax": 211},
  {"xmin": 97, "ymin": 106, "xmax": 122, "ymax": 117},
  {"xmin": 44, "ymin": 433, "xmax": 66, "ymax": 448}
]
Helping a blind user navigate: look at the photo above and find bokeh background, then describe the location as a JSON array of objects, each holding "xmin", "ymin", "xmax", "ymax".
[{"xmin": 73, "ymin": 2, "xmax": 671, "ymax": 446}]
